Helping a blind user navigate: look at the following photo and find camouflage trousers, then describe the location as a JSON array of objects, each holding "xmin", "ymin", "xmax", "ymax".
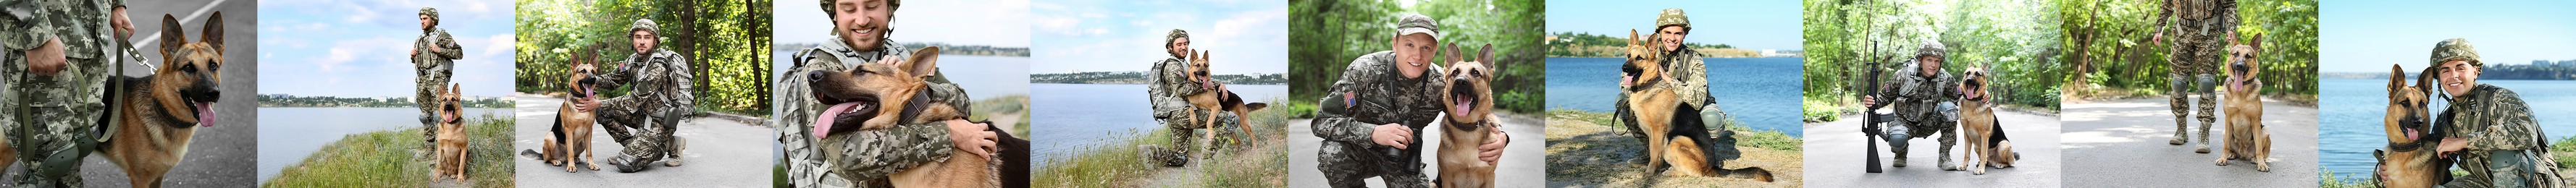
[
  {"xmin": 1884, "ymin": 118, "xmax": 1956, "ymax": 166},
  {"xmin": 599, "ymin": 95, "xmax": 686, "ymax": 172},
  {"xmin": 1317, "ymin": 140, "xmax": 1428, "ymax": 188},
  {"xmin": 1151, "ymin": 109, "xmax": 1237, "ymax": 166},
  {"xmin": 416, "ymin": 62, "xmax": 450, "ymax": 149},
  {"xmin": 2167, "ymin": 27, "xmax": 2223, "ymax": 146},
  {"xmin": 4, "ymin": 56, "xmax": 104, "ymax": 187}
]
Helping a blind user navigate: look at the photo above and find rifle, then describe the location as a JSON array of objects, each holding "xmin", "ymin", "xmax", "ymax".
[{"xmin": 1860, "ymin": 42, "xmax": 1897, "ymax": 174}]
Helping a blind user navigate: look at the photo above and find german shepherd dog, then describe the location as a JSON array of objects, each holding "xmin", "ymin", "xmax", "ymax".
[
  {"xmin": 1958, "ymin": 67, "xmax": 2015, "ymax": 175},
  {"xmin": 2375, "ymin": 64, "xmax": 2448, "ymax": 188},
  {"xmin": 1180, "ymin": 50, "xmax": 1269, "ymax": 147},
  {"xmin": 0, "ymin": 12, "xmax": 232, "ymax": 187},
  {"xmin": 537, "ymin": 51, "xmax": 603, "ymax": 172},
  {"xmin": 1618, "ymin": 30, "xmax": 1770, "ymax": 181},
  {"xmin": 433, "ymin": 84, "xmax": 469, "ymax": 180},
  {"xmin": 2215, "ymin": 33, "xmax": 2270, "ymax": 172},
  {"xmin": 808, "ymin": 46, "xmax": 1031, "ymax": 187},
  {"xmin": 1434, "ymin": 43, "xmax": 1499, "ymax": 188}
]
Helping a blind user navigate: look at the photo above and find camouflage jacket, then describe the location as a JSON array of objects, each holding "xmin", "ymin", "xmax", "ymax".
[
  {"xmin": 1312, "ymin": 51, "xmax": 1445, "ymax": 161},
  {"xmin": 1878, "ymin": 62, "xmax": 1955, "ymax": 122},
  {"xmin": 414, "ymin": 27, "xmax": 461, "ymax": 71},
  {"xmin": 1658, "ymin": 48, "xmax": 1711, "ymax": 108},
  {"xmin": 777, "ymin": 37, "xmax": 973, "ymax": 188},
  {"xmin": 2436, "ymin": 84, "xmax": 2559, "ymax": 188},
  {"xmin": 599, "ymin": 48, "xmax": 693, "ymax": 111},
  {"xmin": 1148, "ymin": 56, "xmax": 1214, "ymax": 128}
]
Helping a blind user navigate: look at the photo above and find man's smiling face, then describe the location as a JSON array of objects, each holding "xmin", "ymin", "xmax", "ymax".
[
  {"xmin": 834, "ymin": 0, "xmax": 894, "ymax": 51},
  {"xmin": 2436, "ymin": 60, "xmax": 2478, "ymax": 98},
  {"xmin": 1656, "ymin": 26, "xmax": 1686, "ymax": 51},
  {"xmin": 1393, "ymin": 33, "xmax": 1435, "ymax": 78}
]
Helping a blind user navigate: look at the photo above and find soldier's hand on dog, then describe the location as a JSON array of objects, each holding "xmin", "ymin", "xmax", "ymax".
[
  {"xmin": 573, "ymin": 96, "xmax": 599, "ymax": 112},
  {"xmin": 947, "ymin": 119, "xmax": 999, "ymax": 157},
  {"xmin": 1372, "ymin": 124, "xmax": 1414, "ymax": 149},
  {"xmin": 26, "ymin": 38, "xmax": 65, "ymax": 76},
  {"xmin": 1479, "ymin": 128, "xmax": 1508, "ymax": 166}
]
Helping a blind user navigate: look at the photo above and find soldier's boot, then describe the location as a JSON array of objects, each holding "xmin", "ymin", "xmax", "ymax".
[
  {"xmin": 1938, "ymin": 129, "xmax": 1960, "ymax": 171},
  {"xmin": 2168, "ymin": 74, "xmax": 2191, "ymax": 145},
  {"xmin": 2195, "ymin": 74, "xmax": 2218, "ymax": 153},
  {"xmin": 607, "ymin": 154, "xmax": 653, "ymax": 173},
  {"xmin": 664, "ymin": 137, "xmax": 686, "ymax": 167},
  {"xmin": 1884, "ymin": 124, "xmax": 1912, "ymax": 168}
]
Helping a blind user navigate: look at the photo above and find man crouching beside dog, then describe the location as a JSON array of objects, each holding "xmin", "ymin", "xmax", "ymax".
[
  {"xmin": 2419, "ymin": 38, "xmax": 2565, "ymax": 188},
  {"xmin": 1862, "ymin": 41, "xmax": 1966, "ymax": 171},
  {"xmin": 566, "ymin": 18, "xmax": 695, "ymax": 173},
  {"xmin": 776, "ymin": 0, "xmax": 1009, "ymax": 187},
  {"xmin": 1142, "ymin": 29, "xmax": 1235, "ymax": 166},
  {"xmin": 1309, "ymin": 14, "xmax": 1509, "ymax": 187}
]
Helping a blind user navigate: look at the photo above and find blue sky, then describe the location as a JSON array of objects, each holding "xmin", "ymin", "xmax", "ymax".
[
  {"xmin": 257, "ymin": 0, "xmax": 516, "ymax": 98},
  {"xmin": 1546, "ymin": 0, "xmax": 1803, "ymax": 51},
  {"xmin": 2321, "ymin": 1, "xmax": 2576, "ymax": 72},
  {"xmin": 774, "ymin": 0, "xmax": 1033, "ymax": 47},
  {"xmin": 1027, "ymin": 0, "xmax": 1287, "ymax": 74}
]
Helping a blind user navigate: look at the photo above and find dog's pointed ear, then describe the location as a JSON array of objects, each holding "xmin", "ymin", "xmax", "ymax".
[
  {"xmin": 159, "ymin": 14, "xmax": 185, "ymax": 60},
  {"xmin": 2389, "ymin": 64, "xmax": 2405, "ymax": 92},
  {"xmin": 2249, "ymin": 33, "xmax": 2263, "ymax": 55},
  {"xmin": 2418, "ymin": 67, "xmax": 2439, "ymax": 97},
  {"xmin": 201, "ymin": 12, "xmax": 224, "ymax": 52},
  {"xmin": 1627, "ymin": 29, "xmax": 1641, "ymax": 47},
  {"xmin": 905, "ymin": 46, "xmax": 941, "ymax": 77},
  {"xmin": 1442, "ymin": 42, "xmax": 1459, "ymax": 64},
  {"xmin": 1477, "ymin": 43, "xmax": 1495, "ymax": 69}
]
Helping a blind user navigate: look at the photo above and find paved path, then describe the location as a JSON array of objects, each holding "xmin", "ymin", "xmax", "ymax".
[
  {"xmin": 1802, "ymin": 109, "xmax": 2062, "ymax": 187},
  {"xmin": 2060, "ymin": 98, "xmax": 2318, "ymax": 187}
]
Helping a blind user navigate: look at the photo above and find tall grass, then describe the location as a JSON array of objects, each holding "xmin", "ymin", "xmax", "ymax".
[{"xmin": 263, "ymin": 114, "xmax": 515, "ymax": 187}]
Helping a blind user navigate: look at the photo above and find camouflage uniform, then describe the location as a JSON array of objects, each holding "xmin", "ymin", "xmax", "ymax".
[
  {"xmin": 776, "ymin": 34, "xmax": 976, "ymax": 187},
  {"xmin": 414, "ymin": 7, "xmax": 463, "ymax": 151},
  {"xmin": 2426, "ymin": 38, "xmax": 2564, "ymax": 188},
  {"xmin": 0, "ymin": 0, "xmax": 122, "ymax": 186},
  {"xmin": 1875, "ymin": 41, "xmax": 1959, "ymax": 170},
  {"xmin": 2155, "ymin": 0, "xmax": 2236, "ymax": 152},
  {"xmin": 1146, "ymin": 29, "xmax": 1239, "ymax": 166},
  {"xmin": 1614, "ymin": 8, "xmax": 1729, "ymax": 165},
  {"xmin": 1312, "ymin": 14, "xmax": 1450, "ymax": 187},
  {"xmin": 595, "ymin": 19, "xmax": 694, "ymax": 173}
]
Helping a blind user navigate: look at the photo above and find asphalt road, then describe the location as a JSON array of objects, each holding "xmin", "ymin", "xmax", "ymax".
[
  {"xmin": 1802, "ymin": 108, "xmax": 2061, "ymax": 187},
  {"xmin": 1287, "ymin": 114, "xmax": 1547, "ymax": 187},
  {"xmin": 510, "ymin": 96, "xmax": 771, "ymax": 187},
  {"xmin": 2060, "ymin": 98, "xmax": 2319, "ymax": 187},
  {"xmin": 0, "ymin": 0, "xmax": 261, "ymax": 187}
]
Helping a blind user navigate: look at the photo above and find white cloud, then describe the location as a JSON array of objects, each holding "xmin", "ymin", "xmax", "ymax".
[{"xmin": 481, "ymin": 34, "xmax": 512, "ymax": 58}]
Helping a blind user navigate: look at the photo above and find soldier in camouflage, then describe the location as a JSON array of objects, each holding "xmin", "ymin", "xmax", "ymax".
[
  {"xmin": 414, "ymin": 7, "xmax": 464, "ymax": 155},
  {"xmin": 1144, "ymin": 29, "xmax": 1238, "ymax": 166},
  {"xmin": 2148, "ymin": 0, "xmax": 2235, "ymax": 153},
  {"xmin": 775, "ymin": 0, "xmax": 999, "ymax": 187},
  {"xmin": 1863, "ymin": 41, "xmax": 1962, "ymax": 171},
  {"xmin": 2425, "ymin": 38, "xmax": 2564, "ymax": 188},
  {"xmin": 1312, "ymin": 14, "xmax": 1508, "ymax": 187},
  {"xmin": 1614, "ymin": 8, "xmax": 1729, "ymax": 165},
  {"xmin": 1, "ymin": 0, "xmax": 129, "ymax": 186},
  {"xmin": 571, "ymin": 18, "xmax": 695, "ymax": 173}
]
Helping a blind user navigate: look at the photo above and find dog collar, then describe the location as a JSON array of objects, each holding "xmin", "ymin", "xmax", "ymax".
[{"xmin": 895, "ymin": 88, "xmax": 935, "ymax": 124}]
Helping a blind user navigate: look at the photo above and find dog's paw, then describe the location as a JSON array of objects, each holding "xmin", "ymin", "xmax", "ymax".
[
  {"xmin": 2214, "ymin": 158, "xmax": 2228, "ymax": 166},
  {"xmin": 2256, "ymin": 163, "xmax": 2270, "ymax": 172}
]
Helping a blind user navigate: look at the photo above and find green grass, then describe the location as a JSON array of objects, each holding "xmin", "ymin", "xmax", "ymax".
[
  {"xmin": 262, "ymin": 114, "xmax": 515, "ymax": 187},
  {"xmin": 2319, "ymin": 167, "xmax": 2380, "ymax": 188},
  {"xmin": 1033, "ymin": 98, "xmax": 1294, "ymax": 187}
]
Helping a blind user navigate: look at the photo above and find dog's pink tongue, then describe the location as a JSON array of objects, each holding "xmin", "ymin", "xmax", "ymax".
[
  {"xmin": 1455, "ymin": 101, "xmax": 1470, "ymax": 114},
  {"xmin": 196, "ymin": 103, "xmax": 217, "ymax": 127},
  {"xmin": 815, "ymin": 103, "xmax": 863, "ymax": 138},
  {"xmin": 1621, "ymin": 75, "xmax": 1634, "ymax": 86},
  {"xmin": 2406, "ymin": 129, "xmax": 2420, "ymax": 141}
]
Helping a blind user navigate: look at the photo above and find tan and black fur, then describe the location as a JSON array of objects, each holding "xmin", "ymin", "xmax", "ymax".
[
  {"xmin": 2215, "ymin": 33, "xmax": 2271, "ymax": 172},
  {"xmin": 1180, "ymin": 50, "xmax": 1269, "ymax": 146},
  {"xmin": 0, "ymin": 12, "xmax": 235, "ymax": 188},
  {"xmin": 2375, "ymin": 64, "xmax": 2447, "ymax": 188},
  {"xmin": 808, "ymin": 46, "xmax": 1031, "ymax": 187},
  {"xmin": 1435, "ymin": 43, "xmax": 1498, "ymax": 188},
  {"xmin": 433, "ymin": 84, "xmax": 469, "ymax": 181},
  {"xmin": 540, "ymin": 51, "xmax": 603, "ymax": 172},
  {"xmin": 1618, "ymin": 30, "xmax": 1769, "ymax": 181},
  {"xmin": 1958, "ymin": 67, "xmax": 2015, "ymax": 175}
]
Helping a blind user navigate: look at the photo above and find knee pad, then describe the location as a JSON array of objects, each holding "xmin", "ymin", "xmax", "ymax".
[{"xmin": 2196, "ymin": 74, "xmax": 2218, "ymax": 94}]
